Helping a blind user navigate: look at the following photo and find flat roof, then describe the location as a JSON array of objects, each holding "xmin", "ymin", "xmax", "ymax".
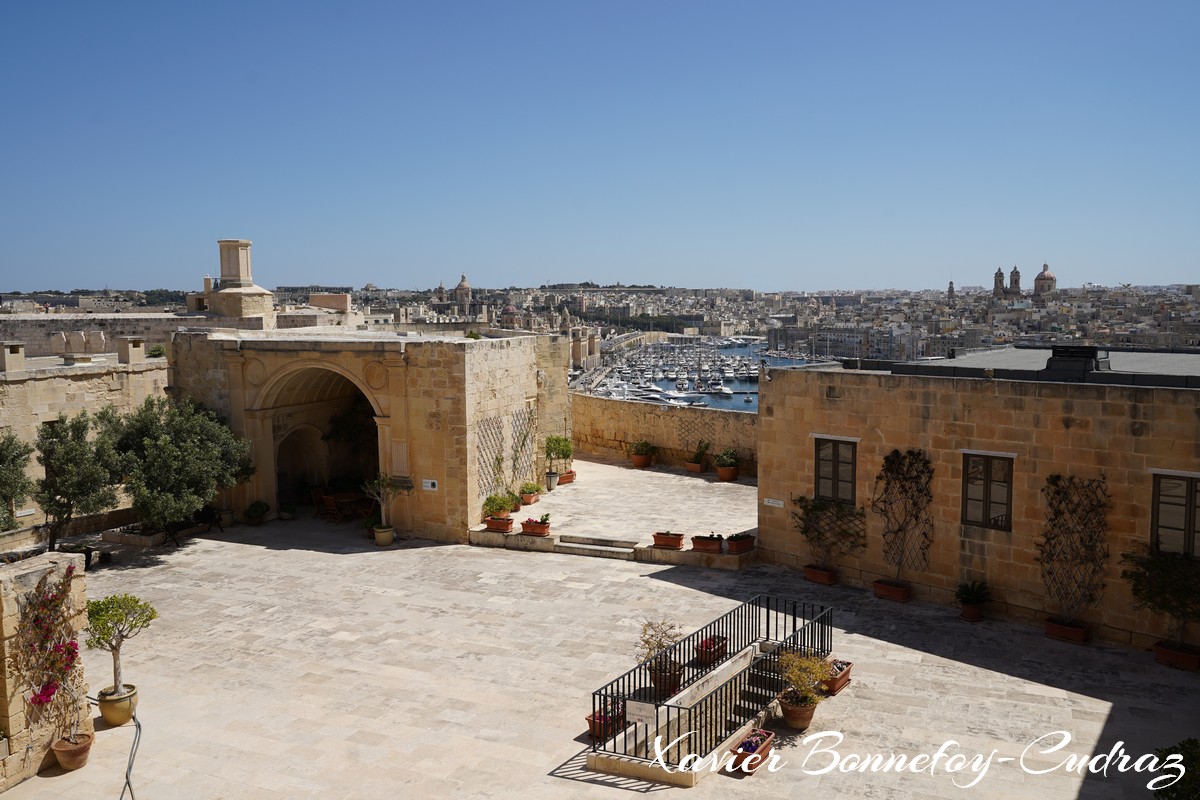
[{"xmin": 943, "ymin": 347, "xmax": 1200, "ymax": 377}]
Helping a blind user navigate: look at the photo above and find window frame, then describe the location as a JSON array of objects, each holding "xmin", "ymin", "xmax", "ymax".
[
  {"xmin": 1151, "ymin": 474, "xmax": 1199, "ymax": 558},
  {"xmin": 961, "ymin": 453, "xmax": 1013, "ymax": 531},
  {"xmin": 814, "ymin": 438, "xmax": 856, "ymax": 505}
]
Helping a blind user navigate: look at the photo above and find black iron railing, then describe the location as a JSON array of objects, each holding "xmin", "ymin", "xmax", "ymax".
[{"xmin": 590, "ymin": 595, "xmax": 833, "ymax": 765}]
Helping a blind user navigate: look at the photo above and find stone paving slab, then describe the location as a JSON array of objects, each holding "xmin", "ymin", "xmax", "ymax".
[{"xmin": 7, "ymin": 512, "xmax": 1197, "ymax": 799}]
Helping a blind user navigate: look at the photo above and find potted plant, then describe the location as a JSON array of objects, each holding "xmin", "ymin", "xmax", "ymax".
[
  {"xmin": 519, "ymin": 481, "xmax": 542, "ymax": 505},
  {"xmin": 685, "ymin": 440, "xmax": 710, "ymax": 474},
  {"xmin": 1154, "ymin": 738, "xmax": 1199, "ymax": 799},
  {"xmin": 85, "ymin": 594, "xmax": 158, "ymax": 726},
  {"xmin": 506, "ymin": 489, "xmax": 523, "ymax": 513},
  {"xmin": 956, "ymin": 581, "xmax": 991, "ymax": 623},
  {"xmin": 521, "ymin": 513, "xmax": 552, "ymax": 536},
  {"xmin": 637, "ymin": 617, "xmax": 684, "ymax": 697},
  {"xmin": 691, "ymin": 533, "xmax": 723, "ymax": 554},
  {"xmin": 482, "ymin": 494, "xmax": 514, "ymax": 532},
  {"xmin": 8, "ymin": 565, "xmax": 94, "ymax": 770},
  {"xmin": 277, "ymin": 501, "xmax": 297, "ymax": 520},
  {"xmin": 244, "ymin": 500, "xmax": 270, "ymax": 526},
  {"xmin": 652, "ymin": 530, "xmax": 684, "ymax": 550},
  {"xmin": 792, "ymin": 495, "xmax": 867, "ymax": 585},
  {"xmin": 545, "ymin": 435, "xmax": 573, "ymax": 489},
  {"xmin": 821, "ymin": 657, "xmax": 854, "ymax": 695},
  {"xmin": 727, "ymin": 532, "xmax": 756, "ymax": 555},
  {"xmin": 630, "ymin": 440, "xmax": 656, "ymax": 469},
  {"xmin": 1120, "ymin": 548, "xmax": 1200, "ymax": 670},
  {"xmin": 695, "ymin": 634, "xmax": 728, "ymax": 666},
  {"xmin": 1036, "ymin": 474, "xmax": 1110, "ymax": 643},
  {"xmin": 362, "ymin": 473, "xmax": 413, "ymax": 546},
  {"xmin": 586, "ymin": 698, "xmax": 625, "ymax": 740},
  {"xmin": 714, "ymin": 448, "xmax": 740, "ymax": 481},
  {"xmin": 729, "ymin": 728, "xmax": 776, "ymax": 774},
  {"xmin": 777, "ymin": 650, "xmax": 832, "ymax": 730}
]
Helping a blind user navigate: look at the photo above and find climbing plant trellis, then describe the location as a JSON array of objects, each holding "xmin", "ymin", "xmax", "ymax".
[
  {"xmin": 870, "ymin": 448, "xmax": 935, "ymax": 577},
  {"xmin": 1036, "ymin": 474, "xmax": 1110, "ymax": 624}
]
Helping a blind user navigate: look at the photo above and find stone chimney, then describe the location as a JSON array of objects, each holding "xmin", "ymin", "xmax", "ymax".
[
  {"xmin": 117, "ymin": 337, "xmax": 146, "ymax": 364},
  {"xmin": 217, "ymin": 239, "xmax": 254, "ymax": 289},
  {"xmin": 0, "ymin": 342, "xmax": 26, "ymax": 372}
]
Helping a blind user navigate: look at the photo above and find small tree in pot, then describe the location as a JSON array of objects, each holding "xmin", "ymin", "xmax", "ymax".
[
  {"xmin": 636, "ymin": 617, "xmax": 684, "ymax": 698},
  {"xmin": 85, "ymin": 594, "xmax": 158, "ymax": 726},
  {"xmin": 544, "ymin": 435, "xmax": 573, "ymax": 489},
  {"xmin": 362, "ymin": 473, "xmax": 414, "ymax": 546},
  {"xmin": 1120, "ymin": 548, "xmax": 1200, "ymax": 669},
  {"xmin": 777, "ymin": 650, "xmax": 832, "ymax": 730}
]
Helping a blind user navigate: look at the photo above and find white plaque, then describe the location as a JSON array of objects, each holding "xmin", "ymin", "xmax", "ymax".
[
  {"xmin": 763, "ymin": 498, "xmax": 785, "ymax": 508},
  {"xmin": 625, "ymin": 700, "xmax": 657, "ymax": 727}
]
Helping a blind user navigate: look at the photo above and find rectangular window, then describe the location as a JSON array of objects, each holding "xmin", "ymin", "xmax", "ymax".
[
  {"xmin": 815, "ymin": 439, "xmax": 856, "ymax": 504},
  {"xmin": 962, "ymin": 454, "xmax": 1013, "ymax": 530},
  {"xmin": 1153, "ymin": 475, "xmax": 1199, "ymax": 558}
]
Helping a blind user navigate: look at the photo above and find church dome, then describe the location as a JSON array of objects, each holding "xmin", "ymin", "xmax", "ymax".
[
  {"xmin": 502, "ymin": 304, "xmax": 517, "ymax": 314},
  {"xmin": 455, "ymin": 274, "xmax": 470, "ymax": 290},
  {"xmin": 1038, "ymin": 263, "xmax": 1056, "ymax": 279}
]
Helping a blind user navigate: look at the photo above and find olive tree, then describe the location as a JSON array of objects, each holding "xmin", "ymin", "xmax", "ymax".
[
  {"xmin": 34, "ymin": 412, "xmax": 118, "ymax": 550},
  {"xmin": 0, "ymin": 431, "xmax": 34, "ymax": 531}
]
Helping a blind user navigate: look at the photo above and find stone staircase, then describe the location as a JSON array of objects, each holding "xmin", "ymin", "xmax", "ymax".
[{"xmin": 554, "ymin": 535, "xmax": 638, "ymax": 560}]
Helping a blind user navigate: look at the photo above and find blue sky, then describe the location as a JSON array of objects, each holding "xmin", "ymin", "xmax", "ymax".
[{"xmin": 2, "ymin": 1, "xmax": 1196, "ymax": 292}]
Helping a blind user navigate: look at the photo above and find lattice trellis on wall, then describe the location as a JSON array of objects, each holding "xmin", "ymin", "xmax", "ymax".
[
  {"xmin": 1036, "ymin": 474, "xmax": 1110, "ymax": 622},
  {"xmin": 871, "ymin": 449, "xmax": 935, "ymax": 576},
  {"xmin": 509, "ymin": 405, "xmax": 536, "ymax": 488},
  {"xmin": 475, "ymin": 416, "xmax": 506, "ymax": 503},
  {"xmin": 678, "ymin": 414, "xmax": 717, "ymax": 455}
]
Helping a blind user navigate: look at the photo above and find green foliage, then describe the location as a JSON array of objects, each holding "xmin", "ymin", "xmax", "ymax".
[
  {"xmin": 544, "ymin": 435, "xmax": 572, "ymax": 472},
  {"xmin": 1120, "ymin": 548, "xmax": 1200, "ymax": 646},
  {"xmin": 362, "ymin": 473, "xmax": 413, "ymax": 526},
  {"xmin": 630, "ymin": 440, "xmax": 656, "ymax": 456},
  {"xmin": 779, "ymin": 651, "xmax": 833, "ymax": 707},
  {"xmin": 464, "ymin": 330, "xmax": 482, "ymax": 340},
  {"xmin": 688, "ymin": 440, "xmax": 711, "ymax": 464},
  {"xmin": 1037, "ymin": 473, "xmax": 1110, "ymax": 623},
  {"xmin": 85, "ymin": 594, "xmax": 158, "ymax": 696},
  {"xmin": 871, "ymin": 448, "xmax": 935, "ymax": 579},
  {"xmin": 791, "ymin": 495, "xmax": 867, "ymax": 569},
  {"xmin": 482, "ymin": 493, "xmax": 511, "ymax": 518},
  {"xmin": 519, "ymin": 481, "xmax": 542, "ymax": 496},
  {"xmin": 714, "ymin": 448, "xmax": 740, "ymax": 468},
  {"xmin": 95, "ymin": 398, "xmax": 253, "ymax": 533},
  {"xmin": 955, "ymin": 581, "xmax": 991, "ymax": 605},
  {"xmin": 0, "ymin": 431, "xmax": 34, "ymax": 531},
  {"xmin": 1154, "ymin": 738, "xmax": 1199, "ymax": 799},
  {"xmin": 146, "ymin": 344, "xmax": 166, "ymax": 358},
  {"xmin": 34, "ymin": 412, "xmax": 118, "ymax": 551}
]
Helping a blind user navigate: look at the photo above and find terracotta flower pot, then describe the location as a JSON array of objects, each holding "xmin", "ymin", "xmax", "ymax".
[
  {"xmin": 729, "ymin": 729, "xmax": 776, "ymax": 774},
  {"xmin": 520, "ymin": 493, "xmax": 538, "ymax": 505},
  {"xmin": 520, "ymin": 521, "xmax": 550, "ymax": 536},
  {"xmin": 51, "ymin": 733, "xmax": 94, "ymax": 771},
  {"xmin": 558, "ymin": 470, "xmax": 576, "ymax": 485},
  {"xmin": 696, "ymin": 636, "xmax": 728, "ymax": 666},
  {"xmin": 685, "ymin": 461, "xmax": 704, "ymax": 473},
  {"xmin": 873, "ymin": 579, "xmax": 911, "ymax": 602},
  {"xmin": 485, "ymin": 517, "xmax": 513, "ymax": 533},
  {"xmin": 1045, "ymin": 618, "xmax": 1089, "ymax": 644},
  {"xmin": 632, "ymin": 454, "xmax": 652, "ymax": 469},
  {"xmin": 716, "ymin": 466, "xmax": 739, "ymax": 482},
  {"xmin": 586, "ymin": 711, "xmax": 626, "ymax": 740},
  {"xmin": 778, "ymin": 698, "xmax": 816, "ymax": 730},
  {"xmin": 821, "ymin": 660, "xmax": 852, "ymax": 695},
  {"xmin": 803, "ymin": 565, "xmax": 838, "ymax": 585},
  {"xmin": 1153, "ymin": 641, "xmax": 1200, "ymax": 670},
  {"xmin": 691, "ymin": 536, "xmax": 723, "ymax": 554},
  {"xmin": 960, "ymin": 603, "xmax": 985, "ymax": 622},
  {"xmin": 652, "ymin": 532, "xmax": 684, "ymax": 549},
  {"xmin": 648, "ymin": 663, "xmax": 682, "ymax": 697},
  {"xmin": 727, "ymin": 536, "xmax": 755, "ymax": 555},
  {"xmin": 98, "ymin": 684, "xmax": 138, "ymax": 726}
]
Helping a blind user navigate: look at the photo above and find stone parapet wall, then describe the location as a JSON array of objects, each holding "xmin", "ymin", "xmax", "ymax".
[
  {"xmin": 572, "ymin": 394, "xmax": 758, "ymax": 476},
  {"xmin": 0, "ymin": 553, "xmax": 92, "ymax": 792},
  {"xmin": 0, "ymin": 314, "xmax": 267, "ymax": 357},
  {"xmin": 756, "ymin": 366, "xmax": 1200, "ymax": 648}
]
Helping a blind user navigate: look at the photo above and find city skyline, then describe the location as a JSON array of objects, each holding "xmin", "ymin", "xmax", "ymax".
[{"xmin": 2, "ymin": 2, "xmax": 1197, "ymax": 292}]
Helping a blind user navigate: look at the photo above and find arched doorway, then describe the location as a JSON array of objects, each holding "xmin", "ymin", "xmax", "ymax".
[{"xmin": 256, "ymin": 366, "xmax": 382, "ymax": 512}]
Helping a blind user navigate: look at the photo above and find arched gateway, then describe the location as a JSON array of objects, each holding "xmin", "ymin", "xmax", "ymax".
[{"xmin": 170, "ymin": 328, "xmax": 571, "ymax": 542}]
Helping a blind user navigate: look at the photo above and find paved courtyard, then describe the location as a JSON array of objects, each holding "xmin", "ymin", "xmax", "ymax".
[{"xmin": 8, "ymin": 461, "xmax": 1197, "ymax": 799}]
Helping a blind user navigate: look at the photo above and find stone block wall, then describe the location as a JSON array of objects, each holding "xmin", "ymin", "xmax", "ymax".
[
  {"xmin": 572, "ymin": 394, "xmax": 759, "ymax": 476},
  {"xmin": 0, "ymin": 314, "xmax": 268, "ymax": 357},
  {"xmin": 0, "ymin": 553, "xmax": 92, "ymax": 791},
  {"xmin": 756, "ymin": 366, "xmax": 1200, "ymax": 647}
]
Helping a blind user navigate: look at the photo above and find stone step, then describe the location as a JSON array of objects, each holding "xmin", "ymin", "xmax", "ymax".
[
  {"xmin": 553, "ymin": 542, "xmax": 637, "ymax": 561},
  {"xmin": 557, "ymin": 534, "xmax": 642, "ymax": 549}
]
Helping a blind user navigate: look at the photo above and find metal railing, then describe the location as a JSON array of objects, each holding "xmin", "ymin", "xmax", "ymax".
[{"xmin": 590, "ymin": 595, "xmax": 833, "ymax": 765}]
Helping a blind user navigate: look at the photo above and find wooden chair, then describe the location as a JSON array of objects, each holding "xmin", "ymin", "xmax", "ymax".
[
  {"xmin": 310, "ymin": 487, "xmax": 327, "ymax": 517},
  {"xmin": 318, "ymin": 495, "xmax": 345, "ymax": 522}
]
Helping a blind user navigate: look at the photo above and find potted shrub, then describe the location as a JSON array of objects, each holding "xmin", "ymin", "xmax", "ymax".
[
  {"xmin": 777, "ymin": 650, "xmax": 832, "ymax": 730},
  {"xmin": 653, "ymin": 530, "xmax": 684, "ymax": 550},
  {"xmin": 244, "ymin": 500, "xmax": 270, "ymax": 526},
  {"xmin": 956, "ymin": 581, "xmax": 991, "ymax": 623},
  {"xmin": 521, "ymin": 513, "xmax": 551, "ymax": 536},
  {"xmin": 586, "ymin": 699, "xmax": 625, "ymax": 740},
  {"xmin": 1036, "ymin": 474, "xmax": 1110, "ymax": 643},
  {"xmin": 729, "ymin": 728, "xmax": 776, "ymax": 775},
  {"xmin": 727, "ymin": 532, "xmax": 756, "ymax": 555},
  {"xmin": 545, "ymin": 435, "xmax": 573, "ymax": 489},
  {"xmin": 1120, "ymin": 548, "xmax": 1200, "ymax": 670},
  {"xmin": 792, "ymin": 495, "xmax": 867, "ymax": 585},
  {"xmin": 714, "ymin": 448, "xmax": 740, "ymax": 481},
  {"xmin": 8, "ymin": 565, "xmax": 93, "ymax": 770},
  {"xmin": 685, "ymin": 440, "xmax": 710, "ymax": 474},
  {"xmin": 691, "ymin": 533, "xmax": 723, "ymax": 554},
  {"xmin": 695, "ymin": 634, "xmax": 728, "ymax": 666},
  {"xmin": 85, "ymin": 594, "xmax": 158, "ymax": 726},
  {"xmin": 630, "ymin": 440, "xmax": 656, "ymax": 469},
  {"xmin": 1154, "ymin": 738, "xmax": 1199, "ymax": 799},
  {"xmin": 483, "ymin": 494, "xmax": 514, "ymax": 532},
  {"xmin": 519, "ymin": 481, "xmax": 542, "ymax": 505},
  {"xmin": 506, "ymin": 489, "xmax": 523, "ymax": 513},
  {"xmin": 637, "ymin": 617, "xmax": 684, "ymax": 698},
  {"xmin": 363, "ymin": 473, "xmax": 413, "ymax": 546},
  {"xmin": 277, "ymin": 502, "xmax": 297, "ymax": 520}
]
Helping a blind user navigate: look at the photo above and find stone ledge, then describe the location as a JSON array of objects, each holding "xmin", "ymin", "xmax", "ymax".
[
  {"xmin": 102, "ymin": 530, "xmax": 166, "ymax": 547},
  {"xmin": 634, "ymin": 545, "xmax": 758, "ymax": 571},
  {"xmin": 467, "ymin": 528, "xmax": 557, "ymax": 552}
]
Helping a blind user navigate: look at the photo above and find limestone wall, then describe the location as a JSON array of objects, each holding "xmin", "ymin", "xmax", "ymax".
[
  {"xmin": 0, "ymin": 315, "xmax": 268, "ymax": 357},
  {"xmin": 756, "ymin": 366, "xmax": 1200, "ymax": 647},
  {"xmin": 0, "ymin": 553, "xmax": 92, "ymax": 791},
  {"xmin": 572, "ymin": 394, "xmax": 759, "ymax": 476},
  {"xmin": 0, "ymin": 357, "xmax": 169, "ymax": 527}
]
